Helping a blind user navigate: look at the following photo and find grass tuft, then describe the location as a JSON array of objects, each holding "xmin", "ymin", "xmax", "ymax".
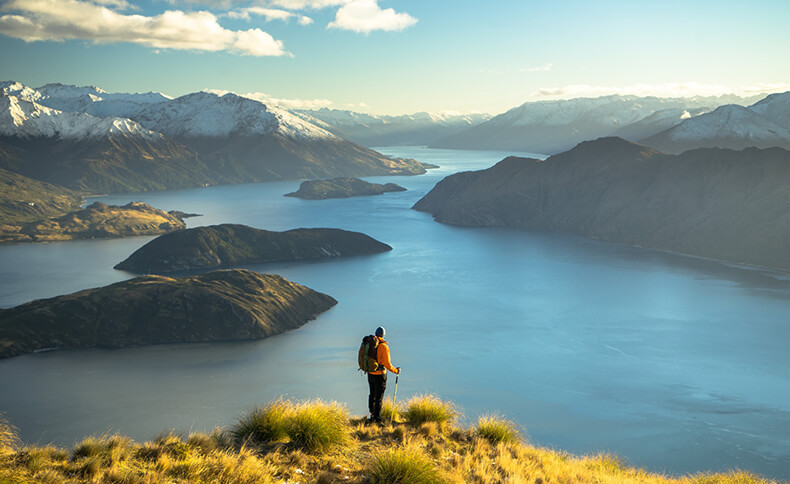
[
  {"xmin": 0, "ymin": 412, "xmax": 20, "ymax": 454},
  {"xmin": 187, "ymin": 431, "xmax": 221, "ymax": 455},
  {"xmin": 474, "ymin": 414, "xmax": 522, "ymax": 444},
  {"xmin": 287, "ymin": 400, "xmax": 349, "ymax": 453},
  {"xmin": 368, "ymin": 445, "xmax": 447, "ymax": 484},
  {"xmin": 72, "ymin": 436, "xmax": 107, "ymax": 460},
  {"xmin": 232, "ymin": 400, "xmax": 292, "ymax": 446},
  {"xmin": 231, "ymin": 399, "xmax": 348, "ymax": 453},
  {"xmin": 381, "ymin": 398, "xmax": 401, "ymax": 423},
  {"xmin": 690, "ymin": 471, "xmax": 777, "ymax": 484},
  {"xmin": 402, "ymin": 394, "xmax": 458, "ymax": 428}
]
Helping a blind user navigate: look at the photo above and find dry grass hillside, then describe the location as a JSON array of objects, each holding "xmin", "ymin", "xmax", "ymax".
[
  {"xmin": 0, "ymin": 395, "xmax": 779, "ymax": 484},
  {"xmin": 0, "ymin": 201, "xmax": 186, "ymax": 244}
]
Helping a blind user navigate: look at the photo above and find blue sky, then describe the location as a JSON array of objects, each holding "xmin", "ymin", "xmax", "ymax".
[{"xmin": 1, "ymin": 0, "xmax": 789, "ymax": 115}]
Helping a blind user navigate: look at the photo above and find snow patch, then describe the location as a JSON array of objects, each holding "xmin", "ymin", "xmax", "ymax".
[{"xmin": 0, "ymin": 94, "xmax": 163, "ymax": 141}]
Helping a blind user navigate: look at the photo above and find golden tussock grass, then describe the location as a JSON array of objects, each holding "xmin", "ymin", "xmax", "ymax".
[{"xmin": 0, "ymin": 396, "xmax": 782, "ymax": 484}]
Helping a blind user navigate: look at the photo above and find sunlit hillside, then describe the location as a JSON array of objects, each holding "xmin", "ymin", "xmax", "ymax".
[{"xmin": 0, "ymin": 396, "xmax": 778, "ymax": 484}]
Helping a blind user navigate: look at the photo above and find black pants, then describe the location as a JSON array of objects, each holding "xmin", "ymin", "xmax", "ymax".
[{"xmin": 367, "ymin": 373, "xmax": 387, "ymax": 421}]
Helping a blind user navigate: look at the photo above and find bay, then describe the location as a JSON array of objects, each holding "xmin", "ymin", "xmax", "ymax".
[{"xmin": 0, "ymin": 147, "xmax": 788, "ymax": 479}]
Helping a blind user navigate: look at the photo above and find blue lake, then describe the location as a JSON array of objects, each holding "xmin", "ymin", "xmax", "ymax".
[{"xmin": 0, "ymin": 147, "xmax": 788, "ymax": 480}]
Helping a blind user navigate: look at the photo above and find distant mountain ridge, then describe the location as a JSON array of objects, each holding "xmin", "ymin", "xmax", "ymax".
[
  {"xmin": 294, "ymin": 108, "xmax": 491, "ymax": 147},
  {"xmin": 642, "ymin": 92, "xmax": 790, "ymax": 153},
  {"xmin": 0, "ymin": 81, "xmax": 431, "ymax": 194},
  {"xmin": 415, "ymin": 137, "xmax": 790, "ymax": 271},
  {"xmin": 430, "ymin": 94, "xmax": 769, "ymax": 154}
]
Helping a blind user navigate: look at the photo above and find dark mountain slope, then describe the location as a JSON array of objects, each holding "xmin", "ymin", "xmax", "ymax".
[{"xmin": 415, "ymin": 137, "xmax": 790, "ymax": 271}]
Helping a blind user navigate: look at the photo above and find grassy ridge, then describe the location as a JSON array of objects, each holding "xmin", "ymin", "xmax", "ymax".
[
  {"xmin": 0, "ymin": 396, "xmax": 779, "ymax": 484},
  {"xmin": 0, "ymin": 201, "xmax": 186, "ymax": 244},
  {"xmin": 0, "ymin": 167, "xmax": 83, "ymax": 225}
]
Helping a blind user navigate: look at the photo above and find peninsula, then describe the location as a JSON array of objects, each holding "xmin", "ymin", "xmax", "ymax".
[
  {"xmin": 0, "ymin": 201, "xmax": 189, "ymax": 244},
  {"xmin": 414, "ymin": 137, "xmax": 790, "ymax": 272}
]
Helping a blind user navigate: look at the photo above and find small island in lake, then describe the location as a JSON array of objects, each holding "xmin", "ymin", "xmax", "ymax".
[
  {"xmin": 115, "ymin": 224, "xmax": 392, "ymax": 273},
  {"xmin": 0, "ymin": 269, "xmax": 337, "ymax": 359},
  {"xmin": 284, "ymin": 177, "xmax": 406, "ymax": 200}
]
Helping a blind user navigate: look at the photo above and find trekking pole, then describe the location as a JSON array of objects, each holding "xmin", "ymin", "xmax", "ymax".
[
  {"xmin": 393, "ymin": 371, "xmax": 399, "ymax": 404},
  {"xmin": 390, "ymin": 371, "xmax": 400, "ymax": 426}
]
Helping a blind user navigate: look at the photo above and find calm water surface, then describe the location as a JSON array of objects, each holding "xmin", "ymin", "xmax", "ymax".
[{"xmin": 0, "ymin": 147, "xmax": 788, "ymax": 479}]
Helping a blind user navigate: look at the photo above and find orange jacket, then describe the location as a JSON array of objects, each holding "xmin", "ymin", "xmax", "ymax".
[{"xmin": 369, "ymin": 337, "xmax": 399, "ymax": 375}]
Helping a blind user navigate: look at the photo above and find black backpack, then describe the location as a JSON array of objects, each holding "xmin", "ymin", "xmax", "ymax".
[{"xmin": 358, "ymin": 335, "xmax": 380, "ymax": 373}]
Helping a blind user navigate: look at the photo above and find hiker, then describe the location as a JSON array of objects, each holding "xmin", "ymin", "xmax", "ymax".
[{"xmin": 367, "ymin": 326, "xmax": 400, "ymax": 424}]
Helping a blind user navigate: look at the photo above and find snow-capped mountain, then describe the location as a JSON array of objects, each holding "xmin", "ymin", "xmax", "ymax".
[
  {"xmin": 133, "ymin": 92, "xmax": 339, "ymax": 140},
  {"xmin": 1, "ymin": 81, "xmax": 44, "ymax": 103},
  {"xmin": 295, "ymin": 108, "xmax": 491, "ymax": 147},
  {"xmin": 610, "ymin": 107, "xmax": 710, "ymax": 141},
  {"xmin": 3, "ymin": 81, "xmax": 171, "ymax": 120},
  {"xmin": 3, "ymin": 82, "xmax": 342, "ymax": 141},
  {"xmin": 749, "ymin": 91, "xmax": 790, "ymax": 127},
  {"xmin": 641, "ymin": 92, "xmax": 790, "ymax": 153},
  {"xmin": 430, "ymin": 94, "xmax": 763, "ymax": 154},
  {"xmin": 0, "ymin": 94, "xmax": 162, "ymax": 141},
  {"xmin": 0, "ymin": 81, "xmax": 431, "ymax": 194}
]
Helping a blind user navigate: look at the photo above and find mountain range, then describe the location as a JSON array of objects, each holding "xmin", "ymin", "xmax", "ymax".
[
  {"xmin": 294, "ymin": 108, "xmax": 491, "ymax": 147},
  {"xmin": 429, "ymin": 94, "xmax": 775, "ymax": 154},
  {"xmin": 414, "ymin": 137, "xmax": 790, "ymax": 271},
  {"xmin": 0, "ymin": 81, "xmax": 430, "ymax": 194},
  {"xmin": 641, "ymin": 92, "xmax": 790, "ymax": 153}
]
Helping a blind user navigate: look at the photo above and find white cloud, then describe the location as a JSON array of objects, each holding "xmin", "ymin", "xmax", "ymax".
[
  {"xmin": 268, "ymin": 0, "xmax": 348, "ymax": 9},
  {"xmin": 206, "ymin": 88, "xmax": 334, "ymax": 109},
  {"xmin": 92, "ymin": 0, "xmax": 133, "ymax": 9},
  {"xmin": 477, "ymin": 68, "xmax": 503, "ymax": 75},
  {"xmin": 0, "ymin": 0, "xmax": 289, "ymax": 56},
  {"xmin": 533, "ymin": 83, "xmax": 737, "ymax": 99},
  {"xmin": 521, "ymin": 63, "xmax": 553, "ymax": 73},
  {"xmin": 343, "ymin": 101, "xmax": 369, "ymax": 110},
  {"xmin": 741, "ymin": 83, "xmax": 790, "ymax": 94},
  {"xmin": 328, "ymin": 0, "xmax": 416, "ymax": 33},
  {"xmin": 226, "ymin": 6, "xmax": 313, "ymax": 24}
]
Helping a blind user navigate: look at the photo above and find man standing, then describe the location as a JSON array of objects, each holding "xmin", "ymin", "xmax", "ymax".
[{"xmin": 368, "ymin": 326, "xmax": 400, "ymax": 425}]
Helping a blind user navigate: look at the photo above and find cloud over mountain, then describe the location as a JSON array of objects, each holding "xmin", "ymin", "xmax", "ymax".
[{"xmin": 0, "ymin": 0, "xmax": 288, "ymax": 56}]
